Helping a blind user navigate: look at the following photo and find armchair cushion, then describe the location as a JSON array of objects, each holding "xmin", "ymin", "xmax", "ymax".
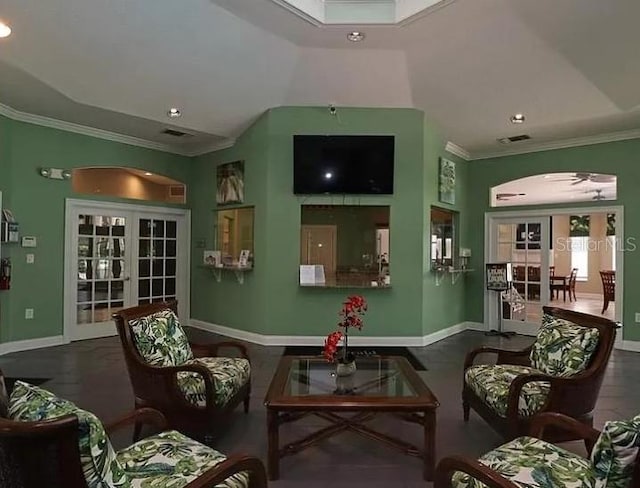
[
  {"xmin": 529, "ymin": 314, "xmax": 600, "ymax": 377},
  {"xmin": 130, "ymin": 308, "xmax": 194, "ymax": 367},
  {"xmin": 451, "ymin": 436, "xmax": 595, "ymax": 488},
  {"xmin": 465, "ymin": 365, "xmax": 550, "ymax": 418},
  {"xmin": 116, "ymin": 429, "xmax": 249, "ymax": 488},
  {"xmin": 590, "ymin": 414, "xmax": 640, "ymax": 488},
  {"xmin": 8, "ymin": 381, "xmax": 130, "ymax": 488},
  {"xmin": 177, "ymin": 357, "xmax": 251, "ymax": 407}
]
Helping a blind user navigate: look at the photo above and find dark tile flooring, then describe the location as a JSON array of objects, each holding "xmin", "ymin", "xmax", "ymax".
[{"xmin": 1, "ymin": 329, "xmax": 639, "ymax": 487}]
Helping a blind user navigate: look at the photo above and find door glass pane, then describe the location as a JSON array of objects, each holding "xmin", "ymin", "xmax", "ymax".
[
  {"xmin": 139, "ymin": 259, "xmax": 151, "ymax": 277},
  {"xmin": 166, "ymin": 221, "xmax": 177, "ymax": 238},
  {"xmin": 139, "ymin": 240, "xmax": 150, "ymax": 257},
  {"xmin": 140, "ymin": 219, "xmax": 151, "ymax": 237}
]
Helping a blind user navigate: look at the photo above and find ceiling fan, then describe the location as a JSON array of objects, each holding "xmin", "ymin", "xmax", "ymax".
[
  {"xmin": 496, "ymin": 192, "xmax": 526, "ymax": 201},
  {"xmin": 554, "ymin": 172, "xmax": 616, "ymax": 185}
]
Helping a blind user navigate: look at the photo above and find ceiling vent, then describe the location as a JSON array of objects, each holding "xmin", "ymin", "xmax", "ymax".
[
  {"xmin": 497, "ymin": 134, "xmax": 531, "ymax": 144},
  {"xmin": 161, "ymin": 128, "xmax": 193, "ymax": 138}
]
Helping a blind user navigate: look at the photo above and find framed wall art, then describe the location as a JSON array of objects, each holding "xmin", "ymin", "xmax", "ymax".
[{"xmin": 439, "ymin": 157, "xmax": 455, "ymax": 205}]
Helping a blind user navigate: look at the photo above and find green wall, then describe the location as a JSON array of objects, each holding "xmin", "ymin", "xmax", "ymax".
[
  {"xmin": 191, "ymin": 107, "xmax": 469, "ymax": 338},
  {"xmin": 190, "ymin": 113, "xmax": 271, "ymax": 334},
  {"xmin": 465, "ymin": 139, "xmax": 640, "ymax": 341},
  {"xmin": 0, "ymin": 117, "xmax": 191, "ymax": 343}
]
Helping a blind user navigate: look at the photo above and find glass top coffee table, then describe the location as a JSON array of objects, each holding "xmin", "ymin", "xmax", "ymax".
[{"xmin": 264, "ymin": 355, "xmax": 439, "ymax": 481}]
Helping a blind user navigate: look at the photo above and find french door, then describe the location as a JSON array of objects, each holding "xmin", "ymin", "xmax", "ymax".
[
  {"xmin": 65, "ymin": 200, "xmax": 189, "ymax": 341},
  {"xmin": 487, "ymin": 216, "xmax": 550, "ymax": 335}
]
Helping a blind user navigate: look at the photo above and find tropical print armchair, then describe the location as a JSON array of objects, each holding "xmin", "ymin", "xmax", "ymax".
[
  {"xmin": 0, "ymin": 377, "xmax": 267, "ymax": 488},
  {"xmin": 435, "ymin": 412, "xmax": 640, "ymax": 488},
  {"xmin": 463, "ymin": 307, "xmax": 618, "ymax": 441},
  {"xmin": 112, "ymin": 301, "xmax": 251, "ymax": 443}
]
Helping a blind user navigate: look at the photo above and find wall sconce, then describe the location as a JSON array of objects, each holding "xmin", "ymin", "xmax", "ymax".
[{"xmin": 39, "ymin": 167, "xmax": 72, "ymax": 180}]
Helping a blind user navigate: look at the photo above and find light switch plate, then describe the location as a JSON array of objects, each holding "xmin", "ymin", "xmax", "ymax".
[
  {"xmin": 635, "ymin": 313, "xmax": 640, "ymax": 323},
  {"xmin": 26, "ymin": 253, "xmax": 35, "ymax": 264}
]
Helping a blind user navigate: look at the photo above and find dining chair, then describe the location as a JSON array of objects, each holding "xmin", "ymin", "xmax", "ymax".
[{"xmin": 600, "ymin": 270, "xmax": 615, "ymax": 313}]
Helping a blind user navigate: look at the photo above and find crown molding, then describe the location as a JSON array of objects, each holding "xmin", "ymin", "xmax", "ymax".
[
  {"xmin": 472, "ymin": 127, "xmax": 640, "ymax": 161},
  {"xmin": 445, "ymin": 141, "xmax": 471, "ymax": 160},
  {"xmin": 0, "ymin": 102, "xmax": 198, "ymax": 156},
  {"xmin": 186, "ymin": 138, "xmax": 237, "ymax": 157}
]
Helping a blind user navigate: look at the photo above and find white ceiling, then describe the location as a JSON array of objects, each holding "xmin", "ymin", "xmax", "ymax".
[
  {"xmin": 491, "ymin": 173, "xmax": 617, "ymax": 207},
  {"xmin": 0, "ymin": 0, "xmax": 639, "ymax": 158}
]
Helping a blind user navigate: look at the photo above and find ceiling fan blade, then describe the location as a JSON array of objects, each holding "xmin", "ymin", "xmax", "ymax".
[{"xmin": 571, "ymin": 179, "xmax": 586, "ymax": 185}]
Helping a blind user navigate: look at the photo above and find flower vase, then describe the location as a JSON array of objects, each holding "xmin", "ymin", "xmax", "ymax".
[{"xmin": 336, "ymin": 356, "xmax": 357, "ymax": 377}]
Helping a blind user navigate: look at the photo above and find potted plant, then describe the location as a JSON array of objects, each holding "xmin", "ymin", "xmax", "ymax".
[{"xmin": 323, "ymin": 295, "xmax": 367, "ymax": 376}]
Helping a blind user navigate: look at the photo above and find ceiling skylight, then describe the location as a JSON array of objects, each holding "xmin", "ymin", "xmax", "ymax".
[{"xmin": 270, "ymin": 0, "xmax": 453, "ymax": 26}]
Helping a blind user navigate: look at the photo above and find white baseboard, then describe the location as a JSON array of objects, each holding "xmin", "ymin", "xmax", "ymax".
[
  {"xmin": 0, "ymin": 335, "xmax": 67, "ymax": 356},
  {"xmin": 189, "ymin": 319, "xmax": 482, "ymax": 347},
  {"xmin": 461, "ymin": 321, "xmax": 486, "ymax": 332},
  {"xmin": 617, "ymin": 340, "xmax": 640, "ymax": 352}
]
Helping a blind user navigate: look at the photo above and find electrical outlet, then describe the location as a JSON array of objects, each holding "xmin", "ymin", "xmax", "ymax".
[
  {"xmin": 26, "ymin": 253, "xmax": 35, "ymax": 264},
  {"xmin": 25, "ymin": 308, "xmax": 34, "ymax": 320},
  {"xmin": 635, "ymin": 313, "xmax": 640, "ymax": 323}
]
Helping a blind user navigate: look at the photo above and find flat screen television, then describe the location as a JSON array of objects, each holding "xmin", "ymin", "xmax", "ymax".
[{"xmin": 293, "ymin": 135, "xmax": 395, "ymax": 194}]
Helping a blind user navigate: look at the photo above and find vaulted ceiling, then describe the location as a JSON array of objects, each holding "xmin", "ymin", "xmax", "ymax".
[{"xmin": 0, "ymin": 0, "xmax": 638, "ymax": 158}]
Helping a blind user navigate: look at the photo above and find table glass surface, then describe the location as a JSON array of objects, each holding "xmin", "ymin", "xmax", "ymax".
[{"xmin": 284, "ymin": 357, "xmax": 417, "ymax": 397}]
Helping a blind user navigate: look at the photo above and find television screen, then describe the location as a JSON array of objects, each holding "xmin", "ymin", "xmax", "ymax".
[{"xmin": 293, "ymin": 135, "xmax": 395, "ymax": 194}]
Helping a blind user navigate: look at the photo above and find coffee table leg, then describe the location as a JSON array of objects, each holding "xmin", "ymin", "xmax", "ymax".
[
  {"xmin": 423, "ymin": 409, "xmax": 436, "ymax": 481},
  {"xmin": 267, "ymin": 409, "xmax": 280, "ymax": 480}
]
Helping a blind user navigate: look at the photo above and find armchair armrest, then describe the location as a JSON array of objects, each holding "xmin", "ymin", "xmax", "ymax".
[
  {"xmin": 183, "ymin": 454, "xmax": 267, "ymax": 488},
  {"xmin": 137, "ymin": 362, "xmax": 219, "ymax": 409},
  {"xmin": 529, "ymin": 412, "xmax": 600, "ymax": 454},
  {"xmin": 464, "ymin": 346, "xmax": 531, "ymax": 371},
  {"xmin": 105, "ymin": 408, "xmax": 168, "ymax": 435},
  {"xmin": 190, "ymin": 341, "xmax": 249, "ymax": 360},
  {"xmin": 435, "ymin": 455, "xmax": 519, "ymax": 488}
]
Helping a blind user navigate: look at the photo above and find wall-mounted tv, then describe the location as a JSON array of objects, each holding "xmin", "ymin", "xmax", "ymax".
[{"xmin": 293, "ymin": 135, "xmax": 395, "ymax": 195}]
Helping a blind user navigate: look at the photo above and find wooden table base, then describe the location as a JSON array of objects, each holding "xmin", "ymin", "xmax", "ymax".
[{"xmin": 267, "ymin": 409, "xmax": 436, "ymax": 481}]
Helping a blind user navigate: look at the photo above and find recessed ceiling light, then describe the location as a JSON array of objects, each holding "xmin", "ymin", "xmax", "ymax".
[
  {"xmin": 167, "ymin": 108, "xmax": 181, "ymax": 118},
  {"xmin": 324, "ymin": 172, "xmax": 333, "ymax": 180},
  {"xmin": 510, "ymin": 113, "xmax": 525, "ymax": 124},
  {"xmin": 144, "ymin": 172, "xmax": 153, "ymax": 176},
  {"xmin": 0, "ymin": 21, "xmax": 12, "ymax": 38},
  {"xmin": 347, "ymin": 31, "xmax": 365, "ymax": 42}
]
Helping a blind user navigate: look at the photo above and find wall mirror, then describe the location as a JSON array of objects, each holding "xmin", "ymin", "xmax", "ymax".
[
  {"xmin": 431, "ymin": 206, "xmax": 457, "ymax": 268},
  {"xmin": 300, "ymin": 205, "xmax": 390, "ymax": 288},
  {"xmin": 214, "ymin": 206, "xmax": 254, "ymax": 267}
]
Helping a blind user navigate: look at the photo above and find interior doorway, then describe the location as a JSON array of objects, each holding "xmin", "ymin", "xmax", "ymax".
[
  {"xmin": 485, "ymin": 206, "xmax": 623, "ymax": 338},
  {"xmin": 64, "ymin": 199, "xmax": 190, "ymax": 341},
  {"xmin": 300, "ymin": 225, "xmax": 337, "ymax": 284}
]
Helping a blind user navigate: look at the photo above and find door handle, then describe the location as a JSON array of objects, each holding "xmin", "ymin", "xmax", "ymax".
[{"xmin": 123, "ymin": 276, "xmax": 131, "ymax": 281}]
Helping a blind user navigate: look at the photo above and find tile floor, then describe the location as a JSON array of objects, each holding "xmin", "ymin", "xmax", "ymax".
[{"xmin": 1, "ymin": 329, "xmax": 638, "ymax": 488}]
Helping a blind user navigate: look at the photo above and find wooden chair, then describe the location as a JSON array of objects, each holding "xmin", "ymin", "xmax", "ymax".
[
  {"xmin": 435, "ymin": 412, "xmax": 640, "ymax": 488},
  {"xmin": 463, "ymin": 307, "xmax": 618, "ymax": 441},
  {"xmin": 600, "ymin": 270, "xmax": 615, "ymax": 313},
  {"xmin": 0, "ymin": 372, "xmax": 267, "ymax": 488},
  {"xmin": 112, "ymin": 300, "xmax": 251, "ymax": 443}
]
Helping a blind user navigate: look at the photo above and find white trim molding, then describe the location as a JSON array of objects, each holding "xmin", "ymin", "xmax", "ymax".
[
  {"xmin": 0, "ymin": 102, "xmax": 234, "ymax": 158},
  {"xmin": 472, "ymin": 128, "xmax": 640, "ymax": 160},
  {"xmin": 0, "ymin": 336, "xmax": 67, "ymax": 356},
  {"xmin": 618, "ymin": 341, "xmax": 640, "ymax": 353},
  {"xmin": 189, "ymin": 319, "xmax": 486, "ymax": 347},
  {"xmin": 445, "ymin": 141, "xmax": 471, "ymax": 161}
]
